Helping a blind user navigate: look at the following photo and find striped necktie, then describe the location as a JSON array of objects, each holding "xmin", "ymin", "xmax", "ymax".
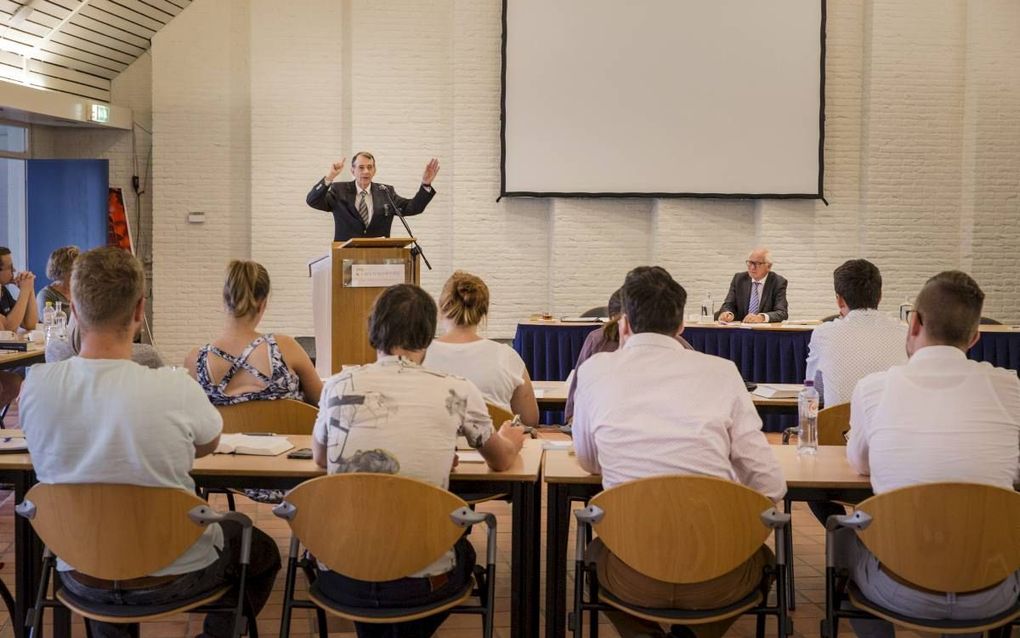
[
  {"xmin": 357, "ymin": 190, "xmax": 370, "ymax": 226},
  {"xmin": 748, "ymin": 281, "xmax": 761, "ymax": 316}
]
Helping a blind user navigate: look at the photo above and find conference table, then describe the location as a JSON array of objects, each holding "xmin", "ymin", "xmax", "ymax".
[
  {"xmin": 0, "ymin": 435, "xmax": 545, "ymax": 638},
  {"xmin": 541, "ymin": 444, "xmax": 873, "ymax": 638}
]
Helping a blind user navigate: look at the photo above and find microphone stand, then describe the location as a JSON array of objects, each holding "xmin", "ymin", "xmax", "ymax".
[{"xmin": 381, "ymin": 185, "xmax": 432, "ymax": 271}]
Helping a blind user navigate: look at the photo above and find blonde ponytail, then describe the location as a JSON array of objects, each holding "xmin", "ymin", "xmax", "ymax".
[{"xmin": 223, "ymin": 260, "xmax": 271, "ymax": 318}]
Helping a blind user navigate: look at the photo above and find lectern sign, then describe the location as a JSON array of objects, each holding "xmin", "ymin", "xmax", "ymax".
[{"xmin": 348, "ymin": 263, "xmax": 406, "ymax": 288}]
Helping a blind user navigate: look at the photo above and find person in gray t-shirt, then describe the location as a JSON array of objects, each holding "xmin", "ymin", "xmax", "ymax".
[{"xmin": 45, "ymin": 315, "xmax": 164, "ymax": 369}]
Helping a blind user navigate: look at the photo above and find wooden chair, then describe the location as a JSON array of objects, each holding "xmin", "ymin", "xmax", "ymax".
[
  {"xmin": 15, "ymin": 483, "xmax": 256, "ymax": 638},
  {"xmin": 822, "ymin": 482, "xmax": 1020, "ymax": 637},
  {"xmin": 781, "ymin": 402, "xmax": 850, "ymax": 446},
  {"xmin": 273, "ymin": 473, "xmax": 497, "ymax": 638},
  {"xmin": 571, "ymin": 475, "xmax": 791, "ymax": 638},
  {"xmin": 485, "ymin": 402, "xmax": 513, "ymax": 425},
  {"xmin": 216, "ymin": 398, "xmax": 318, "ymax": 435}
]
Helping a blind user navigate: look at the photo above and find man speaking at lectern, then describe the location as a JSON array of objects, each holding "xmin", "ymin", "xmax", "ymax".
[{"xmin": 306, "ymin": 152, "xmax": 439, "ymax": 241}]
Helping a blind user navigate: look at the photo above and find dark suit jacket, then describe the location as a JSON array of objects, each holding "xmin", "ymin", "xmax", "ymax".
[
  {"xmin": 306, "ymin": 179, "xmax": 435, "ymax": 242},
  {"xmin": 719, "ymin": 272, "xmax": 789, "ymax": 322}
]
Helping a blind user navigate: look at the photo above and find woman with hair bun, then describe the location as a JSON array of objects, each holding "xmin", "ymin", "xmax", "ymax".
[
  {"xmin": 425, "ymin": 271, "xmax": 539, "ymax": 426},
  {"xmin": 184, "ymin": 260, "xmax": 322, "ymax": 407}
]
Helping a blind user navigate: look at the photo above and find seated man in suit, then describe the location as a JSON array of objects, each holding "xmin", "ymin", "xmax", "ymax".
[
  {"xmin": 573, "ymin": 266, "xmax": 785, "ymax": 638},
  {"xmin": 306, "ymin": 151, "xmax": 439, "ymax": 241},
  {"xmin": 718, "ymin": 247, "xmax": 789, "ymax": 323},
  {"xmin": 20, "ymin": 247, "xmax": 281, "ymax": 638},
  {"xmin": 839, "ymin": 271, "xmax": 1020, "ymax": 638}
]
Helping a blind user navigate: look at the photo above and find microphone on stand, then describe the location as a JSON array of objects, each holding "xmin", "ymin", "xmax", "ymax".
[{"xmin": 379, "ymin": 184, "xmax": 432, "ymax": 271}]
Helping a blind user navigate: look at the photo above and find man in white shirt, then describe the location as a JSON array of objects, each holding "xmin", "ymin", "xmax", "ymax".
[
  {"xmin": 840, "ymin": 271, "xmax": 1020, "ymax": 638},
  {"xmin": 20, "ymin": 248, "xmax": 281, "ymax": 638},
  {"xmin": 574, "ymin": 266, "xmax": 786, "ymax": 638},
  {"xmin": 803, "ymin": 259, "xmax": 907, "ymax": 524},
  {"xmin": 805, "ymin": 259, "xmax": 906, "ymax": 408}
]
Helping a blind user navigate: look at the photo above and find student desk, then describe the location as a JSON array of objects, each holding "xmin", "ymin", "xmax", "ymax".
[
  {"xmin": 532, "ymin": 379, "xmax": 798, "ymax": 414},
  {"xmin": 0, "ymin": 436, "xmax": 545, "ymax": 638},
  {"xmin": 0, "ymin": 346, "xmax": 44, "ymax": 370},
  {"xmin": 541, "ymin": 445, "xmax": 873, "ymax": 638}
]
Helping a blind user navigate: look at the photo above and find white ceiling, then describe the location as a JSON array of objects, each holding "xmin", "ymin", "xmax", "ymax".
[{"xmin": 0, "ymin": 0, "xmax": 190, "ymax": 102}]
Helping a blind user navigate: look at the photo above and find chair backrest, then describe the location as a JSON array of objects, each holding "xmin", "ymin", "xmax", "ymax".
[
  {"xmin": 216, "ymin": 398, "xmax": 318, "ymax": 435},
  {"xmin": 21, "ymin": 483, "xmax": 209, "ymax": 580},
  {"xmin": 486, "ymin": 402, "xmax": 513, "ymax": 426},
  {"xmin": 589, "ymin": 475, "xmax": 773, "ymax": 584},
  {"xmin": 281, "ymin": 473, "xmax": 468, "ymax": 581},
  {"xmin": 580, "ymin": 306, "xmax": 608, "ymax": 318},
  {"xmin": 818, "ymin": 402, "xmax": 850, "ymax": 446},
  {"xmin": 856, "ymin": 482, "xmax": 1020, "ymax": 593}
]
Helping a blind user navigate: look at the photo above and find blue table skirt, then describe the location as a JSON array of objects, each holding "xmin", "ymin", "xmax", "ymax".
[{"xmin": 513, "ymin": 322, "xmax": 1020, "ymax": 430}]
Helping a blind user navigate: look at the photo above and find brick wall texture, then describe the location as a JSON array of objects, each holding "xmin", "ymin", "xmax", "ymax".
[{"xmin": 41, "ymin": 0, "xmax": 1020, "ymax": 363}]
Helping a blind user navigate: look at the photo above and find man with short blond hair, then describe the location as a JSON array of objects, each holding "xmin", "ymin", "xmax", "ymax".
[{"xmin": 21, "ymin": 247, "xmax": 280, "ymax": 638}]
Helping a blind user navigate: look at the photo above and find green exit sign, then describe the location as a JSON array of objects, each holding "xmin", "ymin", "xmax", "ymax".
[{"xmin": 89, "ymin": 104, "xmax": 110, "ymax": 123}]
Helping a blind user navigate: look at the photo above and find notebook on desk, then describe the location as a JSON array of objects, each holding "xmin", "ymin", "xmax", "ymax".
[
  {"xmin": 215, "ymin": 434, "xmax": 294, "ymax": 456},
  {"xmin": 751, "ymin": 383, "xmax": 803, "ymax": 399}
]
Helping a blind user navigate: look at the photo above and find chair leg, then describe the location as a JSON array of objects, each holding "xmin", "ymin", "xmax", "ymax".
[
  {"xmin": 279, "ymin": 552, "xmax": 301, "ymax": 638},
  {"xmin": 29, "ymin": 554, "xmax": 55, "ymax": 638},
  {"xmin": 226, "ymin": 491, "xmax": 237, "ymax": 512},
  {"xmin": 571, "ymin": 560, "xmax": 585, "ymax": 638},
  {"xmin": 588, "ymin": 565, "xmax": 599, "ymax": 638},
  {"xmin": 783, "ymin": 494, "xmax": 796, "ymax": 611},
  {"xmin": 755, "ymin": 612, "xmax": 765, "ymax": 638}
]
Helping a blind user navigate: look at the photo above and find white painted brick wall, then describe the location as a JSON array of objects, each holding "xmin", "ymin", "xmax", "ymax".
[{"xmin": 134, "ymin": 0, "xmax": 1019, "ymax": 363}]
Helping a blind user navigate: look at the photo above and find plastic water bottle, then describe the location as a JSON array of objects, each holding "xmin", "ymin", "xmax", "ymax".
[
  {"xmin": 42, "ymin": 302, "xmax": 55, "ymax": 340},
  {"xmin": 797, "ymin": 380, "xmax": 819, "ymax": 456},
  {"xmin": 51, "ymin": 301, "xmax": 68, "ymax": 340},
  {"xmin": 700, "ymin": 293, "xmax": 714, "ymax": 323}
]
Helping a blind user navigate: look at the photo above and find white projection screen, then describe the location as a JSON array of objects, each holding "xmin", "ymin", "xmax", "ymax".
[{"xmin": 501, "ymin": 0, "xmax": 825, "ymax": 198}]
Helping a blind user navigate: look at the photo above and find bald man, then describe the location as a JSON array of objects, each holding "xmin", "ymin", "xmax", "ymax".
[{"xmin": 718, "ymin": 248, "xmax": 789, "ymax": 323}]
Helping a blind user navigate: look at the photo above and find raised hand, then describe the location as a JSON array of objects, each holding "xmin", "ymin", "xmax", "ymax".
[
  {"xmin": 325, "ymin": 158, "xmax": 346, "ymax": 182},
  {"xmin": 421, "ymin": 158, "xmax": 440, "ymax": 186}
]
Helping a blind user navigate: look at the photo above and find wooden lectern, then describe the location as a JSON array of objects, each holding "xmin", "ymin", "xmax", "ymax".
[{"xmin": 308, "ymin": 238, "xmax": 420, "ymax": 377}]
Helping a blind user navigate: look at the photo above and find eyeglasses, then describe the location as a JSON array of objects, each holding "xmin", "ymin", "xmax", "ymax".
[{"xmin": 745, "ymin": 260, "xmax": 768, "ymax": 268}]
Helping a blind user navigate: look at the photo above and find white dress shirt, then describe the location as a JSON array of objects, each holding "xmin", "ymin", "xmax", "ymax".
[
  {"xmin": 804, "ymin": 309, "xmax": 907, "ymax": 407},
  {"xmin": 573, "ymin": 332, "xmax": 786, "ymax": 501},
  {"xmin": 848, "ymin": 345, "xmax": 1020, "ymax": 494}
]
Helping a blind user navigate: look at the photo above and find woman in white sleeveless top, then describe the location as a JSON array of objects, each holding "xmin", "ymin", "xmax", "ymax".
[{"xmin": 425, "ymin": 271, "xmax": 540, "ymax": 426}]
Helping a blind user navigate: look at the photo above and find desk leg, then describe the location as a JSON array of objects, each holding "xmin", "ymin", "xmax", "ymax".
[
  {"xmin": 12, "ymin": 471, "xmax": 69, "ymax": 638},
  {"xmin": 545, "ymin": 483, "xmax": 571, "ymax": 638},
  {"xmin": 510, "ymin": 480, "xmax": 540, "ymax": 638},
  {"xmin": 13, "ymin": 470, "xmax": 37, "ymax": 638}
]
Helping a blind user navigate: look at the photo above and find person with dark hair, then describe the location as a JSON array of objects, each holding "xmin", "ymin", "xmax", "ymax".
[
  {"xmin": 573, "ymin": 266, "xmax": 784, "ymax": 638},
  {"xmin": 718, "ymin": 247, "xmax": 789, "ymax": 323},
  {"xmin": 840, "ymin": 271, "xmax": 1020, "ymax": 638},
  {"xmin": 0, "ymin": 246, "xmax": 38, "ymax": 332},
  {"xmin": 805, "ymin": 259, "xmax": 906, "ymax": 407},
  {"xmin": 306, "ymin": 152, "xmax": 439, "ymax": 241},
  {"xmin": 311, "ymin": 283, "xmax": 527, "ymax": 638},
  {"xmin": 184, "ymin": 260, "xmax": 321, "ymax": 407},
  {"xmin": 564, "ymin": 287, "xmax": 693, "ymax": 423},
  {"xmin": 426, "ymin": 271, "xmax": 539, "ymax": 426},
  {"xmin": 20, "ymin": 248, "xmax": 281, "ymax": 638}
]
